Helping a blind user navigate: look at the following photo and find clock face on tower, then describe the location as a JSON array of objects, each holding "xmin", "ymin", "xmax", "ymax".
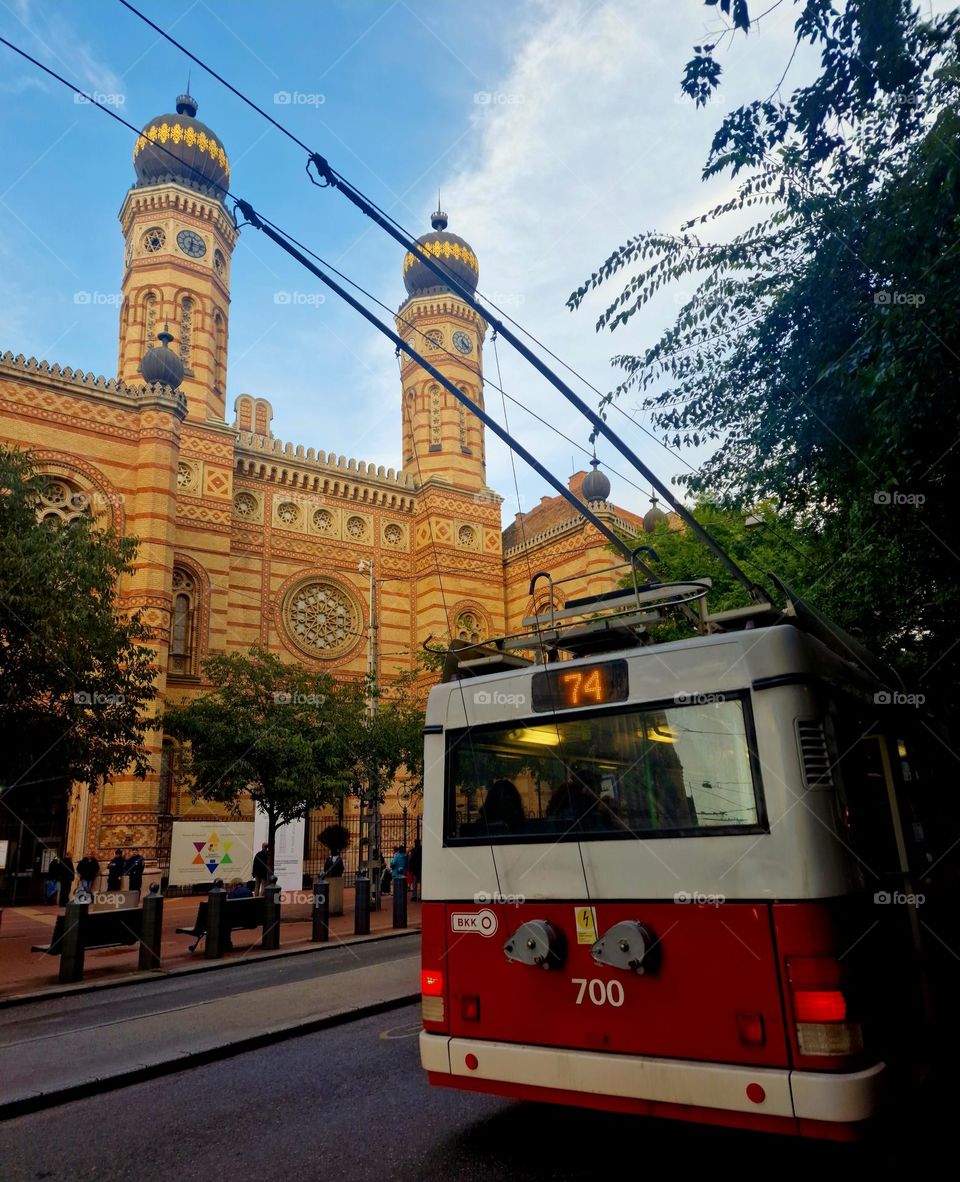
[
  {"xmin": 453, "ymin": 330, "xmax": 472, "ymax": 355},
  {"xmin": 176, "ymin": 229, "xmax": 207, "ymax": 259}
]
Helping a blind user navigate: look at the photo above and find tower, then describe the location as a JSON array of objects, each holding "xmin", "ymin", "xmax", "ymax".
[
  {"xmin": 396, "ymin": 207, "xmax": 488, "ymax": 491},
  {"xmin": 118, "ymin": 93, "xmax": 238, "ymax": 423}
]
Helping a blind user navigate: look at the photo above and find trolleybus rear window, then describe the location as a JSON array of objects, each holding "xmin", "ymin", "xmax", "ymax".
[{"xmin": 445, "ymin": 695, "xmax": 764, "ymax": 842}]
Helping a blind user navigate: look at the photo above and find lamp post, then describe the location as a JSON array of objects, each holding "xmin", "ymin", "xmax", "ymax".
[{"xmin": 357, "ymin": 559, "xmax": 381, "ymax": 906}]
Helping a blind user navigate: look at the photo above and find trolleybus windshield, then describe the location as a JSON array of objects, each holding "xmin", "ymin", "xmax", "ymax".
[{"xmin": 445, "ymin": 694, "xmax": 764, "ymax": 843}]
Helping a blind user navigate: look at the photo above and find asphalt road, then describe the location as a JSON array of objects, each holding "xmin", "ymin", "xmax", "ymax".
[{"xmin": 0, "ymin": 1000, "xmax": 951, "ymax": 1181}]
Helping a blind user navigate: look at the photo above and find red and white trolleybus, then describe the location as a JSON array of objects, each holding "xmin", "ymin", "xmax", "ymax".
[{"xmin": 419, "ymin": 567, "xmax": 940, "ymax": 1140}]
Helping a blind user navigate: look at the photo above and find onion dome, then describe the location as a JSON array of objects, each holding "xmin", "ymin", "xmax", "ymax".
[
  {"xmin": 643, "ymin": 494, "xmax": 668, "ymax": 534},
  {"xmin": 582, "ymin": 455, "xmax": 611, "ymax": 503},
  {"xmin": 133, "ymin": 93, "xmax": 229, "ymax": 194},
  {"xmin": 403, "ymin": 207, "xmax": 479, "ymax": 297},
  {"xmin": 141, "ymin": 326, "xmax": 185, "ymax": 388}
]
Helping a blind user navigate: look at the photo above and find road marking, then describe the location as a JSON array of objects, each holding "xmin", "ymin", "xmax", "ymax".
[{"xmin": 379, "ymin": 1022, "xmax": 422, "ymax": 1040}]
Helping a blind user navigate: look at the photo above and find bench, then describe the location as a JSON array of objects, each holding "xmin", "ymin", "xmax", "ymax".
[
  {"xmin": 176, "ymin": 896, "xmax": 265, "ymax": 952},
  {"xmin": 32, "ymin": 908, "xmax": 142, "ymax": 955}
]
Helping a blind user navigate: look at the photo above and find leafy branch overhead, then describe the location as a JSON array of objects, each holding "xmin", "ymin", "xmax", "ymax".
[{"xmin": 570, "ymin": 2, "xmax": 960, "ymax": 698}]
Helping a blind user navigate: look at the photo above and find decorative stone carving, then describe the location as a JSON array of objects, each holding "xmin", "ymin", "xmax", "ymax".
[{"xmin": 284, "ymin": 580, "xmax": 360, "ymax": 658}]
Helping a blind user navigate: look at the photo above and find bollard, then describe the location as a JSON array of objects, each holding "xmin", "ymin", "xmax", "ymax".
[
  {"xmin": 262, "ymin": 878, "xmax": 281, "ymax": 950},
  {"xmin": 205, "ymin": 879, "xmax": 227, "ymax": 960},
  {"xmin": 58, "ymin": 898, "xmax": 88, "ymax": 984},
  {"xmin": 138, "ymin": 887, "xmax": 164, "ymax": 970},
  {"xmin": 312, "ymin": 875, "xmax": 330, "ymax": 943},
  {"xmin": 354, "ymin": 870, "xmax": 370, "ymax": 935},
  {"xmin": 392, "ymin": 874, "xmax": 407, "ymax": 929}
]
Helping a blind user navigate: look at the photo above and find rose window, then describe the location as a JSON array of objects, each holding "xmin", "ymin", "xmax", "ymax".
[
  {"xmin": 346, "ymin": 515, "xmax": 366, "ymax": 539},
  {"xmin": 313, "ymin": 508, "xmax": 333, "ymax": 532},
  {"xmin": 233, "ymin": 491, "xmax": 258, "ymax": 518},
  {"xmin": 277, "ymin": 501, "xmax": 300, "ymax": 525},
  {"xmin": 37, "ymin": 477, "xmax": 89, "ymax": 525},
  {"xmin": 177, "ymin": 462, "xmax": 195, "ymax": 489},
  {"xmin": 142, "ymin": 227, "xmax": 166, "ymax": 253},
  {"xmin": 284, "ymin": 581, "xmax": 359, "ymax": 658},
  {"xmin": 458, "ymin": 524, "xmax": 476, "ymax": 546},
  {"xmin": 384, "ymin": 523, "xmax": 402, "ymax": 545},
  {"xmin": 456, "ymin": 610, "xmax": 483, "ymax": 644}
]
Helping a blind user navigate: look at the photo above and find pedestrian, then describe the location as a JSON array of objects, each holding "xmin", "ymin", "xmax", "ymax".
[
  {"xmin": 106, "ymin": 848, "xmax": 125, "ymax": 891},
  {"xmin": 390, "ymin": 845, "xmax": 408, "ymax": 892},
  {"xmin": 57, "ymin": 852, "xmax": 75, "ymax": 906},
  {"xmin": 323, "ymin": 849, "xmax": 344, "ymax": 877},
  {"xmin": 44, "ymin": 855, "xmax": 63, "ymax": 903},
  {"xmin": 126, "ymin": 848, "xmax": 145, "ymax": 892},
  {"xmin": 77, "ymin": 850, "xmax": 100, "ymax": 895},
  {"xmin": 252, "ymin": 842, "xmax": 271, "ymax": 895},
  {"xmin": 408, "ymin": 838, "xmax": 422, "ymax": 901},
  {"xmin": 227, "ymin": 877, "xmax": 252, "ymax": 898}
]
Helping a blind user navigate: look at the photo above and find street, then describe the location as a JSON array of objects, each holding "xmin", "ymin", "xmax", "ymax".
[{"xmin": 0, "ymin": 1000, "xmax": 949, "ymax": 1180}]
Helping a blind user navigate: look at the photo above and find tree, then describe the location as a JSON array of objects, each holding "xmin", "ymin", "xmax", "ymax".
[
  {"xmin": 570, "ymin": 4, "xmax": 960, "ymax": 699},
  {"xmin": 335, "ymin": 670, "xmax": 426, "ymax": 809},
  {"xmin": 162, "ymin": 647, "xmax": 351, "ymax": 866},
  {"xmin": 0, "ymin": 446, "xmax": 156, "ymax": 795}
]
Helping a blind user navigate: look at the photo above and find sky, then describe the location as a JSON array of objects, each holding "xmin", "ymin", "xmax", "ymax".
[{"xmin": 0, "ymin": 0, "xmax": 832, "ymax": 525}]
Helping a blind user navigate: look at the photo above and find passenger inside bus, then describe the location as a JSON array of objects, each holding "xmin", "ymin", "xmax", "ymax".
[{"xmin": 477, "ymin": 779, "xmax": 526, "ymax": 835}]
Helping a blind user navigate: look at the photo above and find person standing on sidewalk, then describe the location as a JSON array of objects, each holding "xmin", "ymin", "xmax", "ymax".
[
  {"xmin": 126, "ymin": 849, "xmax": 145, "ymax": 892},
  {"xmin": 44, "ymin": 856, "xmax": 64, "ymax": 903},
  {"xmin": 252, "ymin": 842, "xmax": 271, "ymax": 895},
  {"xmin": 390, "ymin": 845, "xmax": 408, "ymax": 891},
  {"xmin": 408, "ymin": 838, "xmax": 422, "ymax": 902},
  {"xmin": 77, "ymin": 851, "xmax": 100, "ymax": 895},
  {"xmin": 106, "ymin": 848, "xmax": 125, "ymax": 891}
]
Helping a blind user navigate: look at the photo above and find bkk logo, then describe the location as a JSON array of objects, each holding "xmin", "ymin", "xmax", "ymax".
[{"xmin": 450, "ymin": 909, "xmax": 498, "ymax": 937}]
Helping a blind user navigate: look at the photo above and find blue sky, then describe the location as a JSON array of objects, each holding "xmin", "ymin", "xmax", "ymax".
[{"xmin": 0, "ymin": 0, "xmax": 828, "ymax": 522}]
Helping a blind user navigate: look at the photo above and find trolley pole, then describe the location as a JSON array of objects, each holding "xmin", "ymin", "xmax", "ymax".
[{"xmin": 359, "ymin": 558, "xmax": 381, "ymax": 912}]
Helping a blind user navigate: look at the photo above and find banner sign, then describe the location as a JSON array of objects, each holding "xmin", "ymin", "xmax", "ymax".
[
  {"xmin": 169, "ymin": 821, "xmax": 255, "ymax": 887},
  {"xmin": 253, "ymin": 809, "xmax": 305, "ymax": 892}
]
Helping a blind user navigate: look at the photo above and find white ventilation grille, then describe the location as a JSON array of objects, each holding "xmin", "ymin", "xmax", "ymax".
[{"xmin": 797, "ymin": 720, "xmax": 834, "ymax": 789}]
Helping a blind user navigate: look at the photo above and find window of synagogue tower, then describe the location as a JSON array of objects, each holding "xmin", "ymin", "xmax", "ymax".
[
  {"xmin": 168, "ymin": 567, "xmax": 197, "ymax": 675},
  {"xmin": 456, "ymin": 610, "xmax": 485, "ymax": 644},
  {"xmin": 36, "ymin": 477, "xmax": 89, "ymax": 525}
]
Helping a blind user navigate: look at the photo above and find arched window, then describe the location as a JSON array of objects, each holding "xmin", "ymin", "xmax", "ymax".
[
  {"xmin": 179, "ymin": 296, "xmax": 193, "ymax": 370},
  {"xmin": 168, "ymin": 567, "xmax": 197, "ymax": 675},
  {"xmin": 36, "ymin": 476, "xmax": 89, "ymax": 525},
  {"xmin": 213, "ymin": 309, "xmax": 225, "ymax": 400},
  {"xmin": 142, "ymin": 292, "xmax": 158, "ymax": 353},
  {"xmin": 456, "ymin": 610, "xmax": 484, "ymax": 644}
]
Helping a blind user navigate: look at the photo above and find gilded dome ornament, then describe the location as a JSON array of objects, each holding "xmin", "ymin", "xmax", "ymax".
[
  {"xmin": 402, "ymin": 208, "xmax": 479, "ymax": 298},
  {"xmin": 133, "ymin": 93, "xmax": 230, "ymax": 195}
]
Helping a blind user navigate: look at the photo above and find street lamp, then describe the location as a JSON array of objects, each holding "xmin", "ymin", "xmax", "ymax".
[{"xmin": 357, "ymin": 559, "xmax": 381, "ymax": 906}]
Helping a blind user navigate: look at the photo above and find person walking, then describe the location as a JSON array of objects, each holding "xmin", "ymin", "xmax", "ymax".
[
  {"xmin": 252, "ymin": 842, "xmax": 271, "ymax": 895},
  {"xmin": 125, "ymin": 849, "xmax": 145, "ymax": 892},
  {"xmin": 77, "ymin": 851, "xmax": 100, "ymax": 895},
  {"xmin": 106, "ymin": 848, "xmax": 125, "ymax": 891},
  {"xmin": 408, "ymin": 838, "xmax": 422, "ymax": 902}
]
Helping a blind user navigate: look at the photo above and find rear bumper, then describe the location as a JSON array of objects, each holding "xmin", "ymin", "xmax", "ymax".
[{"xmin": 420, "ymin": 1032, "xmax": 886, "ymax": 1126}]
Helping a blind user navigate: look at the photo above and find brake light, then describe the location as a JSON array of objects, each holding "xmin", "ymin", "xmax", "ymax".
[
  {"xmin": 793, "ymin": 990, "xmax": 846, "ymax": 1023},
  {"xmin": 421, "ymin": 969, "xmax": 444, "ymax": 996},
  {"xmin": 421, "ymin": 967, "xmax": 446, "ymax": 1025},
  {"xmin": 786, "ymin": 956, "xmax": 862, "ymax": 1058}
]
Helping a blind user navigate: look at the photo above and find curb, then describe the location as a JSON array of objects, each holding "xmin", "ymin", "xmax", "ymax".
[
  {"xmin": 0, "ymin": 926, "xmax": 421, "ymax": 1010},
  {"xmin": 0, "ymin": 991, "xmax": 421, "ymax": 1121}
]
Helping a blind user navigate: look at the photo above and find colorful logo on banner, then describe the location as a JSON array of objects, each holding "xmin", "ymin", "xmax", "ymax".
[{"xmin": 192, "ymin": 832, "xmax": 236, "ymax": 875}]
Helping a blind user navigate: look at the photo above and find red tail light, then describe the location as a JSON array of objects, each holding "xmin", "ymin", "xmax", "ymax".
[
  {"xmin": 786, "ymin": 956, "xmax": 861, "ymax": 1059},
  {"xmin": 421, "ymin": 969, "xmax": 445, "ymax": 996}
]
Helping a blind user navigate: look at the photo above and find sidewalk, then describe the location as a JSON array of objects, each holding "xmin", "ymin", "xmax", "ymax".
[
  {"xmin": 0, "ymin": 888, "xmax": 421, "ymax": 1000},
  {"xmin": 0, "ymin": 934, "xmax": 420, "ymax": 1118}
]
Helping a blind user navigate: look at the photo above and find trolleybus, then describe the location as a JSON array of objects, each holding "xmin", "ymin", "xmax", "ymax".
[{"xmin": 419, "ymin": 566, "xmax": 943, "ymax": 1140}]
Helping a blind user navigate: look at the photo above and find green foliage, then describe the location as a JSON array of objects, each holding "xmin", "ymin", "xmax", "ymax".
[
  {"xmin": 0, "ymin": 446, "xmax": 156, "ymax": 791},
  {"xmin": 570, "ymin": 4, "xmax": 960, "ymax": 699},
  {"xmin": 334, "ymin": 670, "xmax": 426, "ymax": 806},
  {"xmin": 162, "ymin": 647, "xmax": 350, "ymax": 850}
]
